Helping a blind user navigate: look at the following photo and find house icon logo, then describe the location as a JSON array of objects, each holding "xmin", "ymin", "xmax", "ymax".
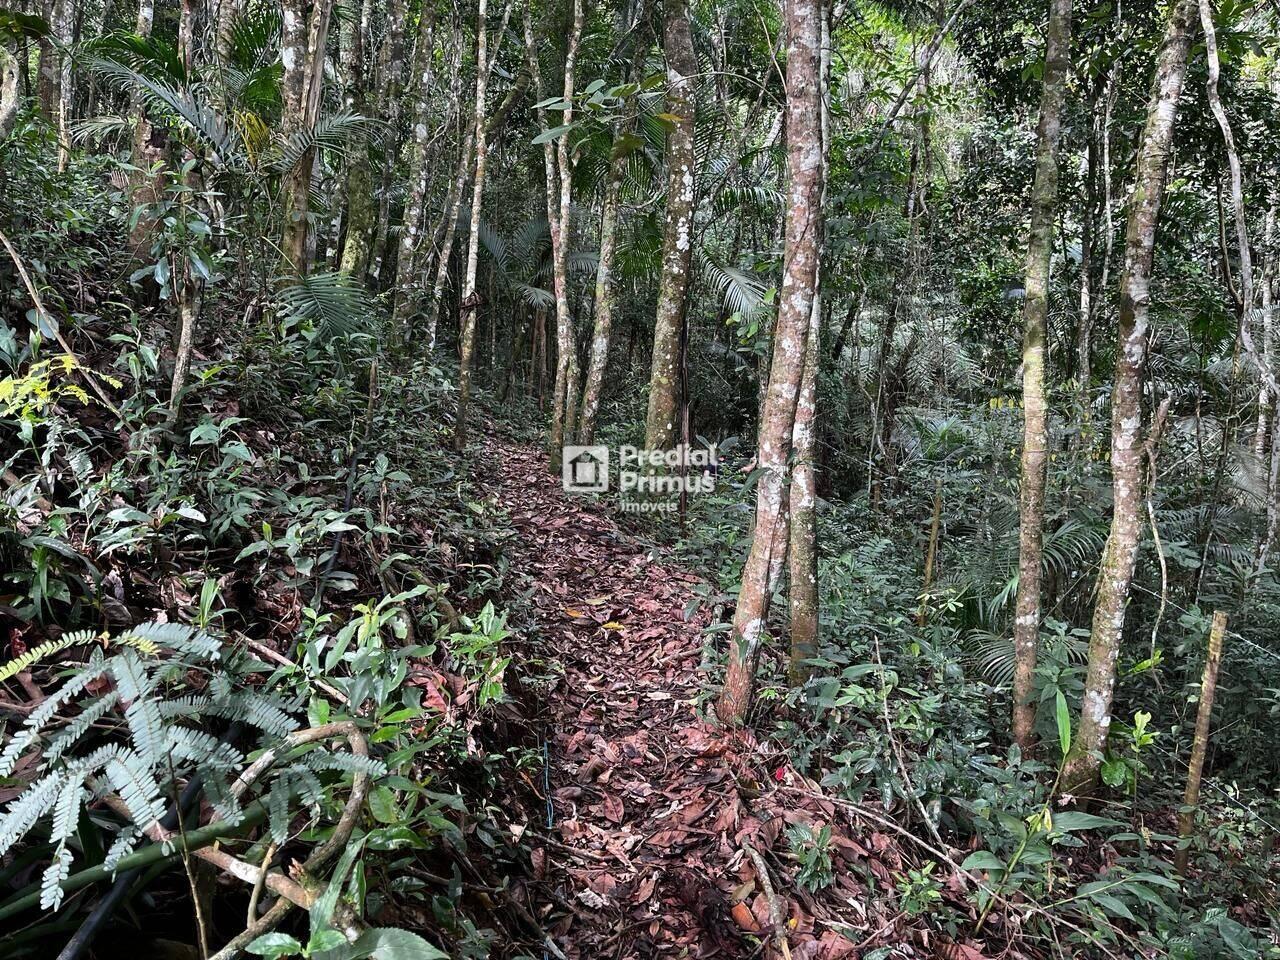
[{"xmin": 562, "ymin": 445, "xmax": 609, "ymax": 493}]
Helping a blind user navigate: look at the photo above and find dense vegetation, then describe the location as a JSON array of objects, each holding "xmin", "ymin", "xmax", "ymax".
[{"xmin": 0, "ymin": 0, "xmax": 1278, "ymax": 954}]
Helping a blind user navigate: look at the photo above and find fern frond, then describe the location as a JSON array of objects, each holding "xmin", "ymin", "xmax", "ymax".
[{"xmin": 0, "ymin": 630, "xmax": 96, "ymax": 683}]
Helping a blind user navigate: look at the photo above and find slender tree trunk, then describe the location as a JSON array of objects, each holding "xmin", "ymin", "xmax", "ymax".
[
  {"xmin": 215, "ymin": 0, "xmax": 239, "ymax": 60},
  {"xmin": 549, "ymin": 0, "xmax": 584, "ymax": 460},
  {"xmin": 452, "ymin": 0, "xmax": 493, "ymax": 452},
  {"xmin": 1062, "ymin": 0, "xmax": 1197, "ymax": 796},
  {"xmin": 367, "ymin": 0, "xmax": 407, "ymax": 282},
  {"xmin": 718, "ymin": 0, "xmax": 823, "ymax": 724},
  {"xmin": 427, "ymin": 126, "xmax": 475, "ymax": 351},
  {"xmin": 387, "ymin": 2, "xmax": 441, "ymax": 328},
  {"xmin": 53, "ymin": 0, "xmax": 72, "ymax": 171},
  {"xmin": 337, "ymin": 0, "xmax": 377, "ymax": 278},
  {"xmin": 577, "ymin": 113, "xmax": 632, "ymax": 445},
  {"xmin": 279, "ymin": 0, "xmax": 335, "ymax": 276},
  {"xmin": 1011, "ymin": 0, "xmax": 1072, "ymax": 754},
  {"xmin": 1254, "ymin": 206, "xmax": 1275, "ymax": 461},
  {"xmin": 168, "ymin": 258, "xmax": 202, "ymax": 418},
  {"xmin": 788, "ymin": 0, "xmax": 830, "ymax": 685},
  {"xmin": 178, "ymin": 0, "xmax": 199, "ymax": 72},
  {"xmin": 37, "ymin": 0, "xmax": 56, "ymax": 119},
  {"xmin": 1173, "ymin": 610, "xmax": 1227, "ymax": 875},
  {"xmin": 643, "ymin": 0, "xmax": 697, "ymax": 453}
]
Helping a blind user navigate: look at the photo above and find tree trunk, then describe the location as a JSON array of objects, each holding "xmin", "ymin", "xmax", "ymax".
[
  {"xmin": 452, "ymin": 0, "xmax": 494, "ymax": 452},
  {"xmin": 643, "ymin": 0, "xmax": 697, "ymax": 453},
  {"xmin": 1062, "ymin": 0, "xmax": 1197, "ymax": 796},
  {"xmin": 426, "ymin": 126, "xmax": 475, "ymax": 351},
  {"xmin": 279, "ymin": 0, "xmax": 335, "ymax": 276},
  {"xmin": 718, "ymin": 0, "xmax": 823, "ymax": 724},
  {"xmin": 387, "ymin": 2, "xmax": 441, "ymax": 329},
  {"xmin": 787, "ymin": 0, "xmax": 830, "ymax": 685},
  {"xmin": 367, "ymin": 0, "xmax": 407, "ymax": 283},
  {"xmin": 53, "ymin": 0, "xmax": 72, "ymax": 171},
  {"xmin": 1011, "ymin": 0, "xmax": 1072, "ymax": 754},
  {"xmin": 1173, "ymin": 610, "xmax": 1227, "ymax": 875},
  {"xmin": 577, "ymin": 113, "xmax": 631, "ymax": 445},
  {"xmin": 1254, "ymin": 206, "xmax": 1275, "ymax": 461},
  {"xmin": 337, "ymin": 0, "xmax": 377, "ymax": 279},
  {"xmin": 0, "ymin": 37, "xmax": 19, "ymax": 141},
  {"xmin": 215, "ymin": 0, "xmax": 239, "ymax": 61},
  {"xmin": 178, "ymin": 0, "xmax": 199, "ymax": 72}
]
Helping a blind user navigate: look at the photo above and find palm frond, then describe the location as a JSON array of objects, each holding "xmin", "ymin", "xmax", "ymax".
[{"xmin": 274, "ymin": 271, "xmax": 374, "ymax": 336}]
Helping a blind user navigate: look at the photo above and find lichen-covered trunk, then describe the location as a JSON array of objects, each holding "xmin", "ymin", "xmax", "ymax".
[
  {"xmin": 787, "ymin": 295, "xmax": 821, "ymax": 684},
  {"xmin": 0, "ymin": 38, "xmax": 19, "ymax": 141},
  {"xmin": 643, "ymin": 0, "xmax": 697, "ymax": 453},
  {"xmin": 577, "ymin": 121, "xmax": 629, "ymax": 446},
  {"xmin": 388, "ymin": 3, "xmax": 441, "ymax": 331},
  {"xmin": 1062, "ymin": 0, "xmax": 1196, "ymax": 796},
  {"xmin": 787, "ymin": 2, "xmax": 830, "ymax": 686},
  {"xmin": 1254, "ymin": 207, "xmax": 1275, "ymax": 462},
  {"xmin": 1011, "ymin": 0, "xmax": 1072, "ymax": 753},
  {"xmin": 718, "ymin": 0, "xmax": 822, "ymax": 724},
  {"xmin": 452, "ymin": 0, "xmax": 492, "ymax": 452}
]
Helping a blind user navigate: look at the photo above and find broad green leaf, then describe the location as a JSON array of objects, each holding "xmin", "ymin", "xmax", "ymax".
[{"xmin": 1055, "ymin": 689, "xmax": 1071, "ymax": 759}]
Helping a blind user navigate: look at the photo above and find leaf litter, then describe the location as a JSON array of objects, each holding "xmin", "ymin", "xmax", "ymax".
[{"xmin": 482, "ymin": 439, "xmax": 990, "ymax": 960}]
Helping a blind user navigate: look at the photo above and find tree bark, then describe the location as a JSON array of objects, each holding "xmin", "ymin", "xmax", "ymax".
[
  {"xmin": 367, "ymin": 0, "xmax": 407, "ymax": 282},
  {"xmin": 52, "ymin": 0, "xmax": 72, "ymax": 171},
  {"xmin": 387, "ymin": 1, "xmax": 441, "ymax": 327},
  {"xmin": 1062, "ymin": 0, "xmax": 1197, "ymax": 796},
  {"xmin": 1254, "ymin": 206, "xmax": 1274, "ymax": 462},
  {"xmin": 718, "ymin": 0, "xmax": 823, "ymax": 724},
  {"xmin": 0, "ymin": 37, "xmax": 19, "ymax": 141},
  {"xmin": 452, "ymin": 0, "xmax": 494, "ymax": 452},
  {"xmin": 1011, "ymin": 0, "xmax": 1072, "ymax": 753},
  {"xmin": 337, "ymin": 0, "xmax": 377, "ymax": 278},
  {"xmin": 1173, "ymin": 610, "xmax": 1227, "ymax": 875},
  {"xmin": 577, "ymin": 112, "xmax": 632, "ymax": 445},
  {"xmin": 279, "ymin": 0, "xmax": 336, "ymax": 276},
  {"xmin": 643, "ymin": 0, "xmax": 697, "ymax": 453},
  {"xmin": 787, "ymin": 0, "xmax": 830, "ymax": 685},
  {"xmin": 548, "ymin": 0, "xmax": 585, "ymax": 462},
  {"xmin": 426, "ymin": 125, "xmax": 474, "ymax": 351}
]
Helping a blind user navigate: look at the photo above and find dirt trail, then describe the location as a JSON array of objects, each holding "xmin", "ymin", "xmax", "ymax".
[
  {"xmin": 483, "ymin": 439, "xmax": 872, "ymax": 960},
  {"xmin": 486, "ymin": 438, "xmax": 739, "ymax": 955}
]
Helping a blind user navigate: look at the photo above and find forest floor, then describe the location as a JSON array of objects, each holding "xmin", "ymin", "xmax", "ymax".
[{"xmin": 481, "ymin": 437, "xmax": 920, "ymax": 960}]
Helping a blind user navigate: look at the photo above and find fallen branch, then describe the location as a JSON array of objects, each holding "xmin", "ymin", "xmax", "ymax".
[{"xmin": 744, "ymin": 842, "xmax": 788, "ymax": 955}]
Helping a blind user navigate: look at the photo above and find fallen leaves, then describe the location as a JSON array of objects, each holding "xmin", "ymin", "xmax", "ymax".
[{"xmin": 482, "ymin": 439, "xmax": 932, "ymax": 960}]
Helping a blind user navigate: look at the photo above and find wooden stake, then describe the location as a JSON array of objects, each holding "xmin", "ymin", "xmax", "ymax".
[{"xmin": 1174, "ymin": 609, "xmax": 1227, "ymax": 875}]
